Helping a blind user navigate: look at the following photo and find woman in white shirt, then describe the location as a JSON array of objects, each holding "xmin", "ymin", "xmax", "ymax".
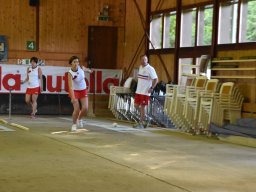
[
  {"xmin": 68, "ymin": 56, "xmax": 92, "ymax": 132},
  {"xmin": 21, "ymin": 57, "xmax": 43, "ymax": 119}
]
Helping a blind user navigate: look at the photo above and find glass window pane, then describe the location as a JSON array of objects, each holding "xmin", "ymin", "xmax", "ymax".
[
  {"xmin": 218, "ymin": 1, "xmax": 238, "ymax": 44},
  {"xmin": 181, "ymin": 8, "xmax": 196, "ymax": 47},
  {"xmin": 197, "ymin": 5, "xmax": 213, "ymax": 46},
  {"xmin": 240, "ymin": 0, "xmax": 256, "ymax": 42},
  {"xmin": 149, "ymin": 15, "xmax": 162, "ymax": 49},
  {"xmin": 163, "ymin": 12, "xmax": 176, "ymax": 48}
]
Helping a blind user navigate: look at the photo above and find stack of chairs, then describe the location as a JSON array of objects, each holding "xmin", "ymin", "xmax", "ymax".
[
  {"xmin": 211, "ymin": 86, "xmax": 244, "ymax": 127},
  {"xmin": 170, "ymin": 76, "xmax": 208, "ymax": 129},
  {"xmin": 163, "ymin": 84, "xmax": 176, "ymax": 116},
  {"xmin": 116, "ymin": 93, "xmax": 140, "ymax": 122},
  {"xmin": 108, "ymin": 85, "xmax": 131, "ymax": 119},
  {"xmin": 182, "ymin": 79, "xmax": 220, "ymax": 133},
  {"xmin": 197, "ymin": 82, "xmax": 244, "ymax": 135},
  {"xmin": 164, "ymin": 77, "xmax": 244, "ymax": 135},
  {"xmin": 170, "ymin": 54, "xmax": 210, "ymax": 129},
  {"xmin": 164, "ymin": 75, "xmax": 198, "ymax": 123}
]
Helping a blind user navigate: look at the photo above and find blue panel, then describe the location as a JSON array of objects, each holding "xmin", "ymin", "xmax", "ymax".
[{"xmin": 0, "ymin": 35, "xmax": 8, "ymax": 62}]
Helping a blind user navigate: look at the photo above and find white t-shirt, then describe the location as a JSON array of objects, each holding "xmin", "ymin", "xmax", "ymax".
[
  {"xmin": 68, "ymin": 65, "xmax": 86, "ymax": 90},
  {"xmin": 136, "ymin": 64, "xmax": 158, "ymax": 96},
  {"xmin": 27, "ymin": 66, "xmax": 40, "ymax": 88}
]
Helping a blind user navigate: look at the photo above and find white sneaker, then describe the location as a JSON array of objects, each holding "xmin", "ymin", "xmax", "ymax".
[
  {"xmin": 133, "ymin": 123, "xmax": 144, "ymax": 129},
  {"xmin": 77, "ymin": 119, "xmax": 83, "ymax": 128},
  {"xmin": 71, "ymin": 124, "xmax": 77, "ymax": 132}
]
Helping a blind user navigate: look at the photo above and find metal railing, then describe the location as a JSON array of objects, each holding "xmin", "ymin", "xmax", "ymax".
[{"xmin": 112, "ymin": 93, "xmax": 174, "ymax": 128}]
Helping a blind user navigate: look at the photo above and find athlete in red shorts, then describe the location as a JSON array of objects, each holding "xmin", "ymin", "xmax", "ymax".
[
  {"xmin": 21, "ymin": 57, "xmax": 43, "ymax": 119},
  {"xmin": 68, "ymin": 56, "xmax": 93, "ymax": 132},
  {"xmin": 133, "ymin": 55, "xmax": 158, "ymax": 128}
]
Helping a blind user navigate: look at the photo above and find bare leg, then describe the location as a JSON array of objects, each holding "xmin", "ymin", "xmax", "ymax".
[
  {"xmin": 31, "ymin": 94, "xmax": 38, "ymax": 115},
  {"xmin": 25, "ymin": 94, "xmax": 32, "ymax": 113},
  {"xmin": 78, "ymin": 97, "xmax": 88, "ymax": 120},
  {"xmin": 140, "ymin": 104, "xmax": 146, "ymax": 122},
  {"xmin": 135, "ymin": 103, "xmax": 147, "ymax": 122},
  {"xmin": 134, "ymin": 103, "xmax": 140, "ymax": 119},
  {"xmin": 72, "ymin": 100, "xmax": 80, "ymax": 124}
]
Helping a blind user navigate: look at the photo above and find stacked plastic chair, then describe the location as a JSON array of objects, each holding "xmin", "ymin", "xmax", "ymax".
[
  {"xmin": 179, "ymin": 55, "xmax": 210, "ymax": 85},
  {"xmin": 182, "ymin": 79, "xmax": 219, "ymax": 133},
  {"xmin": 108, "ymin": 85, "xmax": 131, "ymax": 118},
  {"xmin": 211, "ymin": 86, "xmax": 244, "ymax": 128},
  {"xmin": 163, "ymin": 84, "xmax": 176, "ymax": 116},
  {"xmin": 197, "ymin": 82, "xmax": 243, "ymax": 134},
  {"xmin": 171, "ymin": 76, "xmax": 208, "ymax": 129}
]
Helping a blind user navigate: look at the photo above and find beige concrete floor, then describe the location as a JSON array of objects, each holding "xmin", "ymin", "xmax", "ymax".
[{"xmin": 0, "ymin": 115, "xmax": 256, "ymax": 192}]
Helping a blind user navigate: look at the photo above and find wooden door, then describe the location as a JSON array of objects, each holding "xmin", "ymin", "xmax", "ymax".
[{"xmin": 88, "ymin": 26, "xmax": 117, "ymax": 69}]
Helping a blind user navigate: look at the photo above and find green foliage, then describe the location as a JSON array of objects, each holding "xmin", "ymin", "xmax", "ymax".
[
  {"xmin": 246, "ymin": 1, "xmax": 256, "ymax": 41},
  {"xmin": 203, "ymin": 7, "xmax": 213, "ymax": 45},
  {"xmin": 169, "ymin": 15, "xmax": 176, "ymax": 47}
]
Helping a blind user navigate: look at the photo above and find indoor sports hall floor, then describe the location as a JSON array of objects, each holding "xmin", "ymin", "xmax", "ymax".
[{"xmin": 0, "ymin": 115, "xmax": 256, "ymax": 192}]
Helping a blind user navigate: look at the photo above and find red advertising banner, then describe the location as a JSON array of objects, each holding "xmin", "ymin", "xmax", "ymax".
[{"xmin": 0, "ymin": 64, "xmax": 122, "ymax": 94}]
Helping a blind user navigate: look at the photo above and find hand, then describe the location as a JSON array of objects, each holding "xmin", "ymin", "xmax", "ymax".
[{"xmin": 148, "ymin": 87, "xmax": 153, "ymax": 93}]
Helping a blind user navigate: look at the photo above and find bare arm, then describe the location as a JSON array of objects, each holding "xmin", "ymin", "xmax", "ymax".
[
  {"xmin": 81, "ymin": 65, "xmax": 93, "ymax": 73},
  {"xmin": 148, "ymin": 78, "xmax": 158, "ymax": 93},
  {"xmin": 68, "ymin": 73, "xmax": 77, "ymax": 104},
  {"xmin": 38, "ymin": 67, "xmax": 43, "ymax": 91},
  {"xmin": 152, "ymin": 78, "xmax": 158, "ymax": 89},
  {"xmin": 21, "ymin": 67, "xmax": 29, "ymax": 84}
]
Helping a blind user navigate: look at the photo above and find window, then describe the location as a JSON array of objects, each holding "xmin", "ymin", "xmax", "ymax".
[
  {"xmin": 218, "ymin": 0, "xmax": 238, "ymax": 44},
  {"xmin": 163, "ymin": 12, "xmax": 176, "ymax": 48},
  {"xmin": 149, "ymin": 14, "xmax": 162, "ymax": 49},
  {"xmin": 149, "ymin": 11, "xmax": 176, "ymax": 50},
  {"xmin": 197, "ymin": 5, "xmax": 213, "ymax": 46},
  {"xmin": 181, "ymin": 8, "xmax": 196, "ymax": 47},
  {"xmin": 149, "ymin": 1, "xmax": 255, "ymax": 51},
  {"xmin": 239, "ymin": 0, "xmax": 256, "ymax": 42}
]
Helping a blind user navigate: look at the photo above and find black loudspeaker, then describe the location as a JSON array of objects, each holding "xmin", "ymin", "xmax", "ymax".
[{"xmin": 29, "ymin": 0, "xmax": 39, "ymax": 6}]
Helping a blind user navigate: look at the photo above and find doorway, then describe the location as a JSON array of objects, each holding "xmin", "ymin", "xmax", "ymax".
[{"xmin": 88, "ymin": 26, "xmax": 118, "ymax": 69}]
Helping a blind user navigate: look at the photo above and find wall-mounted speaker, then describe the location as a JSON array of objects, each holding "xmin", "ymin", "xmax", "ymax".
[{"xmin": 29, "ymin": 0, "xmax": 39, "ymax": 6}]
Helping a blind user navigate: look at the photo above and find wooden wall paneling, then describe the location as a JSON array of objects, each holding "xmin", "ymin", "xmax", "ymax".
[
  {"xmin": 218, "ymin": 50, "xmax": 256, "ymax": 59},
  {"xmin": 151, "ymin": 0, "xmax": 176, "ymax": 12},
  {"xmin": 0, "ymin": 0, "xmax": 36, "ymax": 51},
  {"xmin": 0, "ymin": 0, "xmax": 125, "ymax": 67},
  {"xmin": 149, "ymin": 54, "xmax": 175, "ymax": 83},
  {"xmin": 116, "ymin": 27, "xmax": 125, "ymax": 69},
  {"xmin": 40, "ymin": 0, "xmax": 54, "ymax": 52},
  {"xmin": 40, "ymin": 0, "xmax": 83, "ymax": 53},
  {"xmin": 122, "ymin": 0, "xmax": 147, "ymax": 77},
  {"xmin": 115, "ymin": 1, "xmax": 126, "ymax": 27},
  {"xmin": 115, "ymin": 1, "xmax": 126, "ymax": 70},
  {"xmin": 182, "ymin": 0, "xmax": 212, "ymax": 6}
]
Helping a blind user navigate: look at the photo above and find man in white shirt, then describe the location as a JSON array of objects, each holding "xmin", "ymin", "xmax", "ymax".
[{"xmin": 133, "ymin": 54, "xmax": 158, "ymax": 128}]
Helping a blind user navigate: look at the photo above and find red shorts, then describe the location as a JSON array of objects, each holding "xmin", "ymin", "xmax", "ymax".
[
  {"xmin": 26, "ymin": 87, "xmax": 40, "ymax": 95},
  {"xmin": 72, "ymin": 89, "xmax": 87, "ymax": 99},
  {"xmin": 134, "ymin": 94, "xmax": 150, "ymax": 106}
]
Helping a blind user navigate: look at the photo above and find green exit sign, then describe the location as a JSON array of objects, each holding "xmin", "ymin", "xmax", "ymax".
[{"xmin": 26, "ymin": 41, "xmax": 36, "ymax": 51}]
